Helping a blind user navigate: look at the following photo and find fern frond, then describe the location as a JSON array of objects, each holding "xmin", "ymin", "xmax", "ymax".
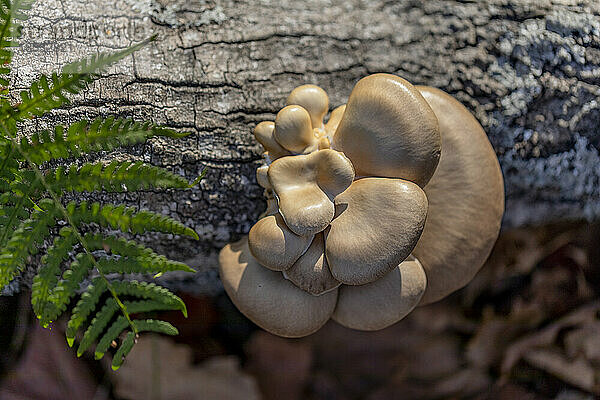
[
  {"xmin": 0, "ymin": 198, "xmax": 58, "ymax": 287},
  {"xmin": 66, "ymin": 280, "xmax": 185, "ymax": 350},
  {"xmin": 77, "ymin": 293, "xmax": 184, "ymax": 357},
  {"xmin": 0, "ymin": 140, "xmax": 19, "ymax": 183},
  {"xmin": 30, "ymin": 227, "xmax": 77, "ymax": 319},
  {"xmin": 39, "ymin": 161, "xmax": 190, "ymax": 194},
  {"xmin": 0, "ymin": 0, "xmax": 34, "ymax": 86},
  {"xmin": 65, "ymin": 277, "xmax": 106, "ymax": 345},
  {"xmin": 2, "ymin": 36, "xmax": 156, "ymax": 126},
  {"xmin": 0, "ymin": 5, "xmax": 200, "ymax": 369},
  {"xmin": 66, "ymin": 201, "xmax": 199, "ymax": 239},
  {"xmin": 111, "ymin": 331, "xmax": 135, "ymax": 370},
  {"xmin": 110, "ymin": 280, "xmax": 187, "ymax": 314},
  {"xmin": 18, "ymin": 117, "xmax": 189, "ymax": 164},
  {"xmin": 33, "ymin": 231, "xmax": 192, "ymax": 326},
  {"xmin": 95, "ymin": 317, "xmax": 177, "ymax": 362}
]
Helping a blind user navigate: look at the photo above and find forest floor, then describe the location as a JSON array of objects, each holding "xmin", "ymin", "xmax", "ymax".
[{"xmin": 1, "ymin": 220, "xmax": 599, "ymax": 400}]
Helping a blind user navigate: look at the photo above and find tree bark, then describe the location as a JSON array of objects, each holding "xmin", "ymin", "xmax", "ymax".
[{"xmin": 6, "ymin": 0, "xmax": 600, "ymax": 294}]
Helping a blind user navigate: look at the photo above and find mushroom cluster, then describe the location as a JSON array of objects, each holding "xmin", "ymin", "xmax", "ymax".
[{"xmin": 219, "ymin": 74, "xmax": 504, "ymax": 337}]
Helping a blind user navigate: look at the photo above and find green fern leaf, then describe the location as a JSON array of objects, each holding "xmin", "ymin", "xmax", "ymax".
[
  {"xmin": 19, "ymin": 117, "xmax": 189, "ymax": 164},
  {"xmin": 77, "ymin": 295, "xmax": 184, "ymax": 357},
  {"xmin": 0, "ymin": 1, "xmax": 200, "ymax": 370},
  {"xmin": 39, "ymin": 161, "xmax": 190, "ymax": 194},
  {"xmin": 0, "ymin": 198, "xmax": 58, "ymax": 287},
  {"xmin": 111, "ymin": 331, "xmax": 136, "ymax": 370},
  {"xmin": 66, "ymin": 201, "xmax": 199, "ymax": 239},
  {"xmin": 94, "ymin": 317, "xmax": 177, "ymax": 361},
  {"xmin": 31, "ymin": 227, "xmax": 78, "ymax": 321},
  {"xmin": 0, "ymin": 0, "xmax": 34, "ymax": 86},
  {"xmin": 1, "ymin": 36, "xmax": 155, "ymax": 126}
]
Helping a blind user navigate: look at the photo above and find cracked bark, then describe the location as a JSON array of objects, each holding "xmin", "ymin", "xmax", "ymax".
[{"xmin": 4, "ymin": 0, "xmax": 600, "ymax": 295}]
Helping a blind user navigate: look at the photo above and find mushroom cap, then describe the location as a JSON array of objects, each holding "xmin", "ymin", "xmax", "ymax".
[
  {"xmin": 283, "ymin": 232, "xmax": 340, "ymax": 296},
  {"xmin": 332, "ymin": 255, "xmax": 427, "ymax": 331},
  {"xmin": 326, "ymin": 177, "xmax": 428, "ymax": 285},
  {"xmin": 256, "ymin": 165, "xmax": 271, "ymax": 190},
  {"xmin": 258, "ymin": 197, "xmax": 279, "ymax": 219},
  {"xmin": 286, "ymin": 84, "xmax": 329, "ymax": 130},
  {"xmin": 268, "ymin": 149, "xmax": 355, "ymax": 236},
  {"xmin": 248, "ymin": 213, "xmax": 313, "ymax": 271},
  {"xmin": 325, "ymin": 105, "xmax": 346, "ymax": 136},
  {"xmin": 413, "ymin": 86, "xmax": 504, "ymax": 305},
  {"xmin": 219, "ymin": 237, "xmax": 338, "ymax": 337},
  {"xmin": 273, "ymin": 105, "xmax": 318, "ymax": 154},
  {"xmin": 253, "ymin": 121, "xmax": 291, "ymax": 160},
  {"xmin": 332, "ymin": 73, "xmax": 440, "ymax": 187}
]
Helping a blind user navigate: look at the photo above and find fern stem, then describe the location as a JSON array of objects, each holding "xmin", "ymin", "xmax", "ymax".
[{"xmin": 11, "ymin": 139, "xmax": 139, "ymax": 336}]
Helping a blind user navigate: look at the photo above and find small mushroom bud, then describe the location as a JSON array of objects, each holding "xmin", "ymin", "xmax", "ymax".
[
  {"xmin": 253, "ymin": 121, "xmax": 291, "ymax": 161},
  {"xmin": 286, "ymin": 84, "xmax": 329, "ymax": 130},
  {"xmin": 219, "ymin": 237, "xmax": 338, "ymax": 338},
  {"xmin": 332, "ymin": 255, "xmax": 426, "ymax": 330},
  {"xmin": 273, "ymin": 105, "xmax": 318, "ymax": 154},
  {"xmin": 268, "ymin": 149, "xmax": 355, "ymax": 236}
]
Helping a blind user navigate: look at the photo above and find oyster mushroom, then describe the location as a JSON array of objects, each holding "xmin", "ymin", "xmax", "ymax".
[
  {"xmin": 256, "ymin": 165, "xmax": 271, "ymax": 190},
  {"xmin": 273, "ymin": 105, "xmax": 319, "ymax": 154},
  {"xmin": 286, "ymin": 84, "xmax": 329, "ymax": 131},
  {"xmin": 219, "ymin": 74, "xmax": 505, "ymax": 338},
  {"xmin": 332, "ymin": 73, "xmax": 440, "ymax": 186},
  {"xmin": 248, "ymin": 213, "xmax": 313, "ymax": 271},
  {"xmin": 253, "ymin": 121, "xmax": 291, "ymax": 161},
  {"xmin": 326, "ymin": 177, "xmax": 428, "ymax": 286},
  {"xmin": 283, "ymin": 232, "xmax": 340, "ymax": 296},
  {"xmin": 413, "ymin": 86, "xmax": 504, "ymax": 305},
  {"xmin": 268, "ymin": 149, "xmax": 355, "ymax": 236},
  {"xmin": 324, "ymin": 105, "xmax": 346, "ymax": 136},
  {"xmin": 332, "ymin": 255, "xmax": 427, "ymax": 330},
  {"xmin": 220, "ymin": 237, "xmax": 338, "ymax": 337}
]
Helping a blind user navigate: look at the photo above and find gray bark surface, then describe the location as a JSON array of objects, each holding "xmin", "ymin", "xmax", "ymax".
[{"xmin": 4, "ymin": 0, "xmax": 600, "ymax": 294}]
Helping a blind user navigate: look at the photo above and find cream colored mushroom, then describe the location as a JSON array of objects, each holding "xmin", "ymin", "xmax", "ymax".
[
  {"xmin": 256, "ymin": 165, "xmax": 271, "ymax": 190},
  {"xmin": 325, "ymin": 177, "xmax": 427, "ymax": 285},
  {"xmin": 332, "ymin": 255, "xmax": 426, "ymax": 330},
  {"xmin": 253, "ymin": 121, "xmax": 291, "ymax": 161},
  {"xmin": 248, "ymin": 213, "xmax": 313, "ymax": 271},
  {"xmin": 283, "ymin": 232, "xmax": 340, "ymax": 296},
  {"xmin": 273, "ymin": 105, "xmax": 319, "ymax": 154},
  {"xmin": 332, "ymin": 73, "xmax": 440, "ymax": 186},
  {"xmin": 413, "ymin": 86, "xmax": 504, "ymax": 305},
  {"xmin": 268, "ymin": 149, "xmax": 355, "ymax": 236},
  {"xmin": 324, "ymin": 105, "xmax": 346, "ymax": 136},
  {"xmin": 257, "ymin": 197, "xmax": 279, "ymax": 219},
  {"xmin": 219, "ymin": 237, "xmax": 338, "ymax": 337},
  {"xmin": 286, "ymin": 84, "xmax": 329, "ymax": 131}
]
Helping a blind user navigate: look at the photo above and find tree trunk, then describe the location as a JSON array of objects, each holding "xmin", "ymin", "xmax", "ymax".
[{"xmin": 6, "ymin": 0, "xmax": 600, "ymax": 295}]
